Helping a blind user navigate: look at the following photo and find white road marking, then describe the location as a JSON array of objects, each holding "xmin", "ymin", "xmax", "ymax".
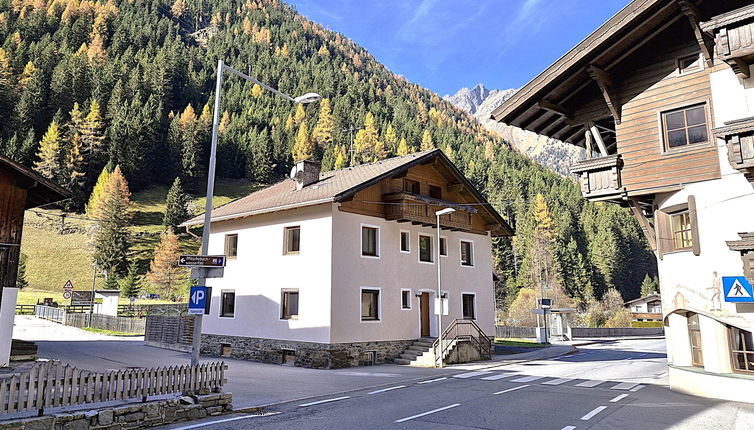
[
  {"xmin": 395, "ymin": 403, "xmax": 460, "ymax": 423},
  {"xmin": 368, "ymin": 385, "xmax": 406, "ymax": 395},
  {"xmin": 542, "ymin": 378, "xmax": 573, "ymax": 386},
  {"xmin": 169, "ymin": 413, "xmax": 280, "ymax": 429},
  {"xmin": 580, "ymin": 406, "xmax": 607, "ymax": 421},
  {"xmin": 418, "ymin": 377, "xmax": 447, "ymax": 384},
  {"xmin": 610, "ymin": 382, "xmax": 638, "ymax": 390},
  {"xmin": 561, "ymin": 426, "xmax": 576, "ymax": 430},
  {"xmin": 629, "ymin": 385, "xmax": 645, "ymax": 392},
  {"xmin": 493, "ymin": 384, "xmax": 530, "ymax": 395},
  {"xmin": 511, "ymin": 375, "xmax": 543, "ymax": 383},
  {"xmin": 453, "ymin": 371, "xmax": 492, "ymax": 379},
  {"xmin": 480, "ymin": 373, "xmax": 516, "ymax": 381},
  {"xmin": 575, "ymin": 380, "xmax": 604, "ymax": 388},
  {"xmin": 563, "ymin": 371, "xmax": 585, "ymax": 377},
  {"xmin": 299, "ymin": 396, "xmax": 350, "ymax": 407},
  {"xmin": 610, "ymin": 394, "xmax": 629, "ymax": 403}
]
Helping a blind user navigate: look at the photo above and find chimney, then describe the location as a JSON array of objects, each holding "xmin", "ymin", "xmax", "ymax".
[{"xmin": 293, "ymin": 159, "xmax": 321, "ymax": 190}]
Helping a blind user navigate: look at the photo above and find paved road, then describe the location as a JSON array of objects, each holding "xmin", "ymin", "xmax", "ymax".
[{"xmin": 161, "ymin": 339, "xmax": 754, "ymax": 430}]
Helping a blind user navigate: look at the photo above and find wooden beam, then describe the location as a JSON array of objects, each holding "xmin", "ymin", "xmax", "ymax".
[
  {"xmin": 560, "ymin": 125, "xmax": 583, "ymax": 143},
  {"xmin": 485, "ymin": 223, "xmax": 500, "ymax": 231},
  {"xmin": 448, "ymin": 184, "xmax": 464, "ymax": 193},
  {"xmin": 587, "ymin": 65, "xmax": 621, "ymax": 125},
  {"xmin": 539, "ymin": 115, "xmax": 566, "ymax": 135},
  {"xmin": 587, "ymin": 121, "xmax": 609, "ymax": 156},
  {"xmin": 584, "ymin": 129, "xmax": 593, "ymax": 159},
  {"xmin": 628, "ymin": 199, "xmax": 657, "ymax": 253},
  {"xmin": 519, "ymin": 109, "xmax": 550, "ymax": 130},
  {"xmin": 537, "ymin": 100, "xmax": 573, "ymax": 119},
  {"xmin": 677, "ymin": 0, "xmax": 715, "ymax": 67}
]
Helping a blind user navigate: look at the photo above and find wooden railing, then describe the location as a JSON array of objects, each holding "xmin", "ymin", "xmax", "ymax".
[
  {"xmin": 570, "ymin": 155, "xmax": 625, "ymax": 201},
  {"xmin": 15, "ymin": 305, "xmax": 35, "ymax": 315},
  {"xmin": 382, "ymin": 192, "xmax": 476, "ymax": 232},
  {"xmin": 17, "ymin": 304, "xmax": 188, "ymax": 317},
  {"xmin": 0, "ymin": 361, "xmax": 226, "ymax": 416},
  {"xmin": 433, "ymin": 319, "xmax": 492, "ymax": 366}
]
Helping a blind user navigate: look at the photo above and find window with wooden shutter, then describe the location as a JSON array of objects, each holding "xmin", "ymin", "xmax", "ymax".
[
  {"xmin": 656, "ymin": 196, "xmax": 700, "ymax": 257},
  {"xmin": 688, "ymin": 195, "xmax": 700, "ymax": 256}
]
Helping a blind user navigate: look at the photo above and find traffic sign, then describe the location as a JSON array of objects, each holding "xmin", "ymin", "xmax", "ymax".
[
  {"xmin": 179, "ymin": 255, "xmax": 226, "ymax": 268},
  {"xmin": 188, "ymin": 286, "xmax": 208, "ymax": 315},
  {"xmin": 62, "ymin": 290, "xmax": 72, "ymax": 300},
  {"xmin": 64, "ymin": 280, "xmax": 74, "ymax": 290},
  {"xmin": 723, "ymin": 276, "xmax": 754, "ymax": 303}
]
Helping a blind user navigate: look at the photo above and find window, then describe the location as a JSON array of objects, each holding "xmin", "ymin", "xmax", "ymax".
[
  {"xmin": 361, "ymin": 289, "xmax": 380, "ymax": 321},
  {"xmin": 401, "ymin": 289, "xmax": 411, "ymax": 310},
  {"xmin": 439, "ymin": 237, "xmax": 447, "ymax": 256},
  {"xmin": 284, "ymin": 226, "xmax": 300, "ymax": 254},
  {"xmin": 662, "ymin": 104, "xmax": 708, "ymax": 150},
  {"xmin": 419, "ymin": 235, "xmax": 433, "ymax": 263},
  {"xmin": 225, "ymin": 234, "xmax": 238, "ymax": 259},
  {"xmin": 460, "ymin": 241, "xmax": 474, "ymax": 266},
  {"xmin": 730, "ymin": 327, "xmax": 754, "ymax": 374},
  {"xmin": 462, "ymin": 294, "xmax": 475, "ymax": 319},
  {"xmin": 220, "ymin": 291, "xmax": 235, "ymax": 318},
  {"xmin": 678, "ymin": 54, "xmax": 702, "ymax": 75},
  {"xmin": 400, "ymin": 231, "xmax": 410, "ymax": 253},
  {"xmin": 361, "ymin": 226, "xmax": 379, "ymax": 257},
  {"xmin": 687, "ymin": 313, "xmax": 703, "ymax": 367},
  {"xmin": 403, "ymin": 179, "xmax": 420, "ymax": 194},
  {"xmin": 671, "ymin": 211, "xmax": 693, "ymax": 251},
  {"xmin": 429, "ymin": 185, "xmax": 442, "ymax": 199},
  {"xmin": 281, "ymin": 289, "xmax": 299, "ymax": 320}
]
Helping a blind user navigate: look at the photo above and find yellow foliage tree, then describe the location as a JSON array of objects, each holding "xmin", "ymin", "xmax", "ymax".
[
  {"xmin": 353, "ymin": 112, "xmax": 379, "ymax": 163},
  {"xmin": 396, "ymin": 137, "xmax": 410, "ymax": 156},
  {"xmin": 33, "ymin": 121, "xmax": 63, "ymax": 180},
  {"xmin": 85, "ymin": 166, "xmax": 111, "ymax": 218},
  {"xmin": 146, "ymin": 229, "xmax": 187, "ymax": 301},
  {"xmin": 312, "ymin": 98, "xmax": 334, "ymax": 148},
  {"xmin": 383, "ymin": 124, "xmax": 397, "ymax": 154},
  {"xmin": 18, "ymin": 61, "xmax": 36, "ymax": 90},
  {"xmin": 507, "ymin": 288, "xmax": 538, "ymax": 326},
  {"xmin": 171, "ymin": 0, "xmax": 186, "ymax": 18},
  {"xmin": 420, "ymin": 129, "xmax": 434, "ymax": 151},
  {"xmin": 294, "ymin": 103, "xmax": 306, "ymax": 125},
  {"xmin": 333, "ymin": 145, "xmax": 347, "ymax": 169},
  {"xmin": 251, "ymin": 83, "xmax": 263, "ymax": 97},
  {"xmin": 291, "ymin": 122, "xmax": 313, "ymax": 161}
]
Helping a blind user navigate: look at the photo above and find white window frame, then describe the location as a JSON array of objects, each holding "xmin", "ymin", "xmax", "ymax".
[
  {"xmin": 360, "ymin": 287, "xmax": 382, "ymax": 323},
  {"xmin": 461, "ymin": 292, "xmax": 477, "ymax": 320},
  {"xmin": 280, "ymin": 288, "xmax": 300, "ymax": 320},
  {"xmin": 400, "ymin": 288, "xmax": 412, "ymax": 310},
  {"xmin": 283, "ymin": 225, "xmax": 301, "ymax": 255},
  {"xmin": 439, "ymin": 236, "xmax": 448, "ymax": 257},
  {"xmin": 460, "ymin": 239, "xmax": 474, "ymax": 267},
  {"xmin": 418, "ymin": 234, "xmax": 434, "ymax": 265},
  {"xmin": 676, "ymin": 53, "xmax": 703, "ymax": 76},
  {"xmin": 399, "ymin": 230, "xmax": 411, "ymax": 254},
  {"xmin": 360, "ymin": 223, "xmax": 380, "ymax": 259},
  {"xmin": 219, "ymin": 289, "xmax": 236, "ymax": 319}
]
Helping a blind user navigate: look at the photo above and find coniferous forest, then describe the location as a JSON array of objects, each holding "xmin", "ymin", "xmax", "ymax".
[{"xmin": 0, "ymin": 0, "xmax": 656, "ymax": 311}]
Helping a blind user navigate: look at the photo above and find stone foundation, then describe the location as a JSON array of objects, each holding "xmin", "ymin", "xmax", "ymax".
[
  {"xmin": 201, "ymin": 334, "xmax": 414, "ymax": 369},
  {"xmin": 0, "ymin": 393, "xmax": 232, "ymax": 430}
]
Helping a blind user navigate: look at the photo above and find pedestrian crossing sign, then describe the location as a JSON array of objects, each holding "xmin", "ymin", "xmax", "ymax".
[{"xmin": 722, "ymin": 276, "xmax": 754, "ymax": 303}]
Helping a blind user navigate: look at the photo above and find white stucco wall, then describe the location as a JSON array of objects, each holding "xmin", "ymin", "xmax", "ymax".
[
  {"xmin": 329, "ymin": 207, "xmax": 495, "ymax": 344},
  {"xmin": 201, "ymin": 204, "xmax": 333, "ymax": 343},
  {"xmin": 0, "ymin": 288, "xmax": 18, "ymax": 367}
]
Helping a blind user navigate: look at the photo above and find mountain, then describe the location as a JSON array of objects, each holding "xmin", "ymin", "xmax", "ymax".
[
  {"xmin": 0, "ymin": 0, "xmax": 654, "ymax": 304},
  {"xmin": 445, "ymin": 84, "xmax": 585, "ymax": 176}
]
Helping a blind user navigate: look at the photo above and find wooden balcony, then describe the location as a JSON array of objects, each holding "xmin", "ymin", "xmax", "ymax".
[
  {"xmin": 715, "ymin": 117, "xmax": 754, "ymax": 186},
  {"xmin": 569, "ymin": 154, "xmax": 626, "ymax": 201},
  {"xmin": 382, "ymin": 192, "xmax": 476, "ymax": 232},
  {"xmin": 702, "ymin": 5, "xmax": 754, "ymax": 79}
]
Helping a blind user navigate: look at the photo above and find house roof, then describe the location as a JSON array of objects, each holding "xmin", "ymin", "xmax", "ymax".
[
  {"xmin": 624, "ymin": 293, "xmax": 662, "ymax": 306},
  {"xmin": 0, "ymin": 155, "xmax": 71, "ymax": 209},
  {"xmin": 181, "ymin": 149, "xmax": 513, "ymax": 235}
]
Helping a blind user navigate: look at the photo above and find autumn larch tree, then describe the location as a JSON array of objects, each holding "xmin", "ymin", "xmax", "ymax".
[
  {"xmin": 34, "ymin": 121, "xmax": 64, "ymax": 181},
  {"xmin": 354, "ymin": 112, "xmax": 379, "ymax": 163},
  {"xmin": 312, "ymin": 98, "xmax": 335, "ymax": 148},
  {"xmin": 291, "ymin": 122, "xmax": 313, "ymax": 161},
  {"xmin": 147, "ymin": 228, "xmax": 187, "ymax": 301},
  {"xmin": 420, "ymin": 129, "xmax": 434, "ymax": 151}
]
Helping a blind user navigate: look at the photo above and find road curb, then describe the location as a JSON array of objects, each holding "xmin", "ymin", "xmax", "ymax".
[{"xmin": 570, "ymin": 336, "xmax": 665, "ymax": 346}]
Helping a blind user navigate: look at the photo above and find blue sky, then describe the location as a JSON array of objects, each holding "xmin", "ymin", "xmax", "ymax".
[{"xmin": 287, "ymin": 0, "xmax": 627, "ymax": 96}]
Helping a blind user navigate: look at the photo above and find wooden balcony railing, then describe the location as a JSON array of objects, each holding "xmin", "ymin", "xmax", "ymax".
[
  {"xmin": 701, "ymin": 5, "xmax": 754, "ymax": 79},
  {"xmin": 382, "ymin": 192, "xmax": 476, "ymax": 232},
  {"xmin": 570, "ymin": 154, "xmax": 626, "ymax": 201},
  {"xmin": 715, "ymin": 117, "xmax": 754, "ymax": 186}
]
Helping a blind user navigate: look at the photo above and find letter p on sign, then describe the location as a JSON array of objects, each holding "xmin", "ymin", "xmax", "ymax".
[{"xmin": 189, "ymin": 286, "xmax": 208, "ymax": 315}]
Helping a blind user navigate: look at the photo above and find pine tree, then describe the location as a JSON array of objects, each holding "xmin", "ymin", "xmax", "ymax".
[
  {"xmin": 291, "ymin": 122, "xmax": 313, "ymax": 161},
  {"xmin": 86, "ymin": 165, "xmax": 111, "ymax": 218},
  {"xmin": 0, "ymin": 49, "xmax": 11, "ymax": 121},
  {"xmin": 640, "ymin": 273, "xmax": 659, "ymax": 296},
  {"xmin": 396, "ymin": 137, "xmax": 410, "ymax": 156},
  {"xmin": 312, "ymin": 98, "xmax": 334, "ymax": 148},
  {"xmin": 103, "ymin": 275, "xmax": 119, "ymax": 290},
  {"xmin": 146, "ymin": 228, "xmax": 186, "ymax": 301},
  {"xmin": 383, "ymin": 124, "xmax": 397, "ymax": 155},
  {"xmin": 91, "ymin": 166, "xmax": 131, "ymax": 276},
  {"xmin": 65, "ymin": 103, "xmax": 87, "ymax": 212},
  {"xmin": 163, "ymin": 177, "xmax": 190, "ymax": 229},
  {"xmin": 16, "ymin": 252, "xmax": 28, "ymax": 289},
  {"xmin": 179, "ymin": 104, "xmax": 203, "ymax": 188},
  {"xmin": 121, "ymin": 261, "xmax": 142, "ymax": 298},
  {"xmin": 353, "ymin": 112, "xmax": 379, "ymax": 163},
  {"xmin": 34, "ymin": 121, "xmax": 64, "ymax": 180},
  {"xmin": 420, "ymin": 129, "xmax": 434, "ymax": 151},
  {"xmin": 81, "ymin": 99, "xmax": 106, "ymax": 179},
  {"xmin": 18, "ymin": 61, "xmax": 36, "ymax": 90}
]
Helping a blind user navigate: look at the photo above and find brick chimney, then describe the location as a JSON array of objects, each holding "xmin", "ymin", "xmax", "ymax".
[{"xmin": 293, "ymin": 159, "xmax": 321, "ymax": 190}]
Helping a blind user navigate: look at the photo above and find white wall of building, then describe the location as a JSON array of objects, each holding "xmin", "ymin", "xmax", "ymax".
[
  {"xmin": 329, "ymin": 207, "xmax": 495, "ymax": 344},
  {"xmin": 0, "ymin": 288, "xmax": 18, "ymax": 367},
  {"xmin": 201, "ymin": 204, "xmax": 333, "ymax": 344}
]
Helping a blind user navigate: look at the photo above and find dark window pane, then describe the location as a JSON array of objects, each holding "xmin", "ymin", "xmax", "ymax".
[
  {"xmin": 440, "ymin": 238, "xmax": 447, "ymax": 256},
  {"xmin": 361, "ymin": 290, "xmax": 379, "ymax": 320},
  {"xmin": 401, "ymin": 232, "xmax": 409, "ymax": 252},
  {"xmin": 403, "ymin": 179, "xmax": 420, "ymax": 194},
  {"xmin": 747, "ymin": 354, "xmax": 754, "ymax": 371},
  {"xmin": 688, "ymin": 125, "xmax": 708, "ymax": 144},
  {"xmin": 668, "ymin": 130, "xmax": 688, "ymax": 148},
  {"xmin": 461, "ymin": 242, "xmax": 473, "ymax": 266},
  {"xmin": 225, "ymin": 235, "xmax": 238, "ymax": 258},
  {"xmin": 734, "ymin": 352, "xmax": 747, "ymax": 370},
  {"xmin": 419, "ymin": 236, "xmax": 432, "ymax": 262},
  {"xmin": 402, "ymin": 291, "xmax": 410, "ymax": 309},
  {"xmin": 429, "ymin": 185, "xmax": 442, "ymax": 199},
  {"xmin": 686, "ymin": 106, "xmax": 706, "ymax": 126},
  {"xmin": 462, "ymin": 294, "xmax": 475, "ymax": 319},
  {"xmin": 221, "ymin": 292, "xmax": 235, "ymax": 317},
  {"xmin": 665, "ymin": 111, "xmax": 686, "ymax": 130},
  {"xmin": 362, "ymin": 227, "xmax": 377, "ymax": 256}
]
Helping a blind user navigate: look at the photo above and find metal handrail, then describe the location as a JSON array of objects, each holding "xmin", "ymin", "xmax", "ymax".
[{"xmin": 432, "ymin": 319, "xmax": 492, "ymax": 366}]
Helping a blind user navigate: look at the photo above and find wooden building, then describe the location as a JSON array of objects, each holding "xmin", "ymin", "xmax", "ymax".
[
  {"xmin": 492, "ymin": 0, "xmax": 754, "ymax": 402},
  {"xmin": 0, "ymin": 156, "xmax": 70, "ymax": 366}
]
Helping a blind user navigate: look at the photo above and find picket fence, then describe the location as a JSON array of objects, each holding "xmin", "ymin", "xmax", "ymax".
[{"xmin": 0, "ymin": 361, "xmax": 226, "ymax": 416}]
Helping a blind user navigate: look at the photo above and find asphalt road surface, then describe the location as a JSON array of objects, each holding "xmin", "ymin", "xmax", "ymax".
[{"xmin": 159, "ymin": 339, "xmax": 754, "ymax": 430}]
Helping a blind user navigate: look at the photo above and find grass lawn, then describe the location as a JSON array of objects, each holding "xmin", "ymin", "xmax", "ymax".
[
  {"xmin": 20, "ymin": 178, "xmax": 257, "ymax": 297},
  {"xmin": 80, "ymin": 327, "xmax": 141, "ymax": 337},
  {"xmin": 493, "ymin": 338, "xmax": 549, "ymax": 348}
]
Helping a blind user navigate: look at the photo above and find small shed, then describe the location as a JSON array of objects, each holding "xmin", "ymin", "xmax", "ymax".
[
  {"xmin": 0, "ymin": 156, "xmax": 70, "ymax": 366},
  {"xmin": 94, "ymin": 289, "xmax": 120, "ymax": 316}
]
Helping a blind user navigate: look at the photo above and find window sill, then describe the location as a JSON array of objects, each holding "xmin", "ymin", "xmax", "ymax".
[
  {"xmin": 283, "ymin": 252, "xmax": 300, "ymax": 256},
  {"xmin": 461, "ymin": 264, "xmax": 474, "ymax": 268},
  {"xmin": 360, "ymin": 319, "xmax": 381, "ymax": 323},
  {"xmin": 419, "ymin": 260, "xmax": 435, "ymax": 265},
  {"xmin": 661, "ymin": 141, "xmax": 714, "ymax": 156},
  {"xmin": 401, "ymin": 307, "xmax": 412, "ymax": 311},
  {"xmin": 400, "ymin": 250, "xmax": 410, "ymax": 254},
  {"xmin": 361, "ymin": 254, "xmax": 380, "ymax": 259},
  {"xmin": 281, "ymin": 316, "xmax": 299, "ymax": 321},
  {"xmin": 219, "ymin": 315, "xmax": 235, "ymax": 319}
]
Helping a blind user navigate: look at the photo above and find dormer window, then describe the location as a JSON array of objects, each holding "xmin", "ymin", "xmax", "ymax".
[{"xmin": 403, "ymin": 179, "xmax": 420, "ymax": 194}]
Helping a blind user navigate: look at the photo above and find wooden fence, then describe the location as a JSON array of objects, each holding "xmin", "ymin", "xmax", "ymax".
[
  {"xmin": 34, "ymin": 306, "xmax": 145, "ymax": 334},
  {"xmin": 495, "ymin": 326, "xmax": 537, "ymax": 339},
  {"xmin": 144, "ymin": 315, "xmax": 195, "ymax": 352},
  {"xmin": 18, "ymin": 303, "xmax": 188, "ymax": 317},
  {"xmin": 0, "ymin": 361, "xmax": 226, "ymax": 416},
  {"xmin": 495, "ymin": 326, "xmax": 665, "ymax": 339}
]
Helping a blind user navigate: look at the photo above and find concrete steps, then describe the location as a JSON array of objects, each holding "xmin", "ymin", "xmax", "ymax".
[{"xmin": 394, "ymin": 338, "xmax": 437, "ymax": 366}]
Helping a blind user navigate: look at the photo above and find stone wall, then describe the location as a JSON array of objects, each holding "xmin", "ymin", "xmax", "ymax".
[
  {"xmin": 201, "ymin": 334, "xmax": 414, "ymax": 368},
  {"xmin": 0, "ymin": 393, "xmax": 232, "ymax": 430}
]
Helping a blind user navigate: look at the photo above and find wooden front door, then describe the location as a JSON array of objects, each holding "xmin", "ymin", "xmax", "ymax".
[{"xmin": 420, "ymin": 293, "xmax": 430, "ymax": 337}]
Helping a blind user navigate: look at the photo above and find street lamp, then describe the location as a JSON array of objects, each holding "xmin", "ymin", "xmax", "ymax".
[
  {"xmin": 190, "ymin": 60, "xmax": 321, "ymax": 366},
  {"xmin": 435, "ymin": 207, "xmax": 455, "ymax": 368}
]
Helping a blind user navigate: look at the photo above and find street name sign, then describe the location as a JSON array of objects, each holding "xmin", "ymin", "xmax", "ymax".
[
  {"xmin": 178, "ymin": 255, "xmax": 226, "ymax": 268},
  {"xmin": 723, "ymin": 276, "xmax": 754, "ymax": 303},
  {"xmin": 188, "ymin": 286, "xmax": 208, "ymax": 315}
]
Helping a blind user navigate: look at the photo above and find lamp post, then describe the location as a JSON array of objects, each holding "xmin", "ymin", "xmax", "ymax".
[
  {"xmin": 435, "ymin": 207, "xmax": 455, "ymax": 368},
  {"xmin": 190, "ymin": 60, "xmax": 321, "ymax": 366}
]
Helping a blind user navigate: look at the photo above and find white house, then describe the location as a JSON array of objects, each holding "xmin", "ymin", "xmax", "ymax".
[
  {"xmin": 624, "ymin": 294, "xmax": 662, "ymax": 322},
  {"xmin": 491, "ymin": 0, "xmax": 754, "ymax": 402},
  {"xmin": 182, "ymin": 149, "xmax": 512, "ymax": 368}
]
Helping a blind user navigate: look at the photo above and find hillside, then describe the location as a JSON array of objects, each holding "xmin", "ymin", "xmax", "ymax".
[
  {"xmin": 445, "ymin": 84, "xmax": 585, "ymax": 176},
  {"xmin": 0, "ymin": 0, "xmax": 655, "ymax": 305}
]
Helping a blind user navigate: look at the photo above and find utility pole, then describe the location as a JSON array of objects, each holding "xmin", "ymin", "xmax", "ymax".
[{"xmin": 342, "ymin": 125, "xmax": 362, "ymax": 167}]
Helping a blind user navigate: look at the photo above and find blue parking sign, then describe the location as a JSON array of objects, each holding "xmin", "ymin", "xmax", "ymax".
[
  {"xmin": 189, "ymin": 286, "xmax": 208, "ymax": 314},
  {"xmin": 723, "ymin": 277, "xmax": 754, "ymax": 303}
]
